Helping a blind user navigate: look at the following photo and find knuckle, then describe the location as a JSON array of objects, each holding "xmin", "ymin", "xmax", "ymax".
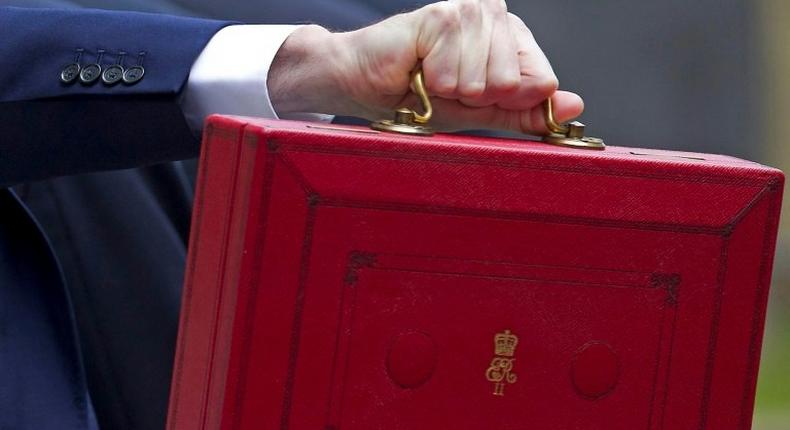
[
  {"xmin": 425, "ymin": 3, "xmax": 443, "ymax": 17},
  {"xmin": 427, "ymin": 78, "xmax": 457, "ymax": 96},
  {"xmin": 445, "ymin": 5, "xmax": 462, "ymax": 27},
  {"xmin": 459, "ymin": 81, "xmax": 486, "ymax": 98},
  {"xmin": 426, "ymin": 2, "xmax": 444, "ymax": 18},
  {"xmin": 486, "ymin": 0, "xmax": 508, "ymax": 15},
  {"xmin": 458, "ymin": 0, "xmax": 480, "ymax": 19},
  {"xmin": 423, "ymin": 67, "xmax": 458, "ymax": 96},
  {"xmin": 488, "ymin": 75, "xmax": 520, "ymax": 93},
  {"xmin": 429, "ymin": 2, "xmax": 461, "ymax": 27}
]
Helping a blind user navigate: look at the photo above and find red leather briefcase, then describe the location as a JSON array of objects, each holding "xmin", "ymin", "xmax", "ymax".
[{"xmin": 167, "ymin": 112, "xmax": 783, "ymax": 430}]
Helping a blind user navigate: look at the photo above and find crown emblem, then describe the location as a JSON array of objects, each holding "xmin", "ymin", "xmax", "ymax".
[
  {"xmin": 494, "ymin": 330, "xmax": 519, "ymax": 357},
  {"xmin": 485, "ymin": 329, "xmax": 519, "ymax": 396}
]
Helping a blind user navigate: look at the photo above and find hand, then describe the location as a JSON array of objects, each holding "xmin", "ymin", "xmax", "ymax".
[{"xmin": 268, "ymin": 0, "xmax": 584, "ymax": 134}]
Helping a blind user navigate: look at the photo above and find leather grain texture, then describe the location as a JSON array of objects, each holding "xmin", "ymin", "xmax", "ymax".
[{"xmin": 168, "ymin": 115, "xmax": 784, "ymax": 430}]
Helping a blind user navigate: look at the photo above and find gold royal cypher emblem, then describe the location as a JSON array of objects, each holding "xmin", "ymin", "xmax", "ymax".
[{"xmin": 484, "ymin": 329, "xmax": 518, "ymax": 396}]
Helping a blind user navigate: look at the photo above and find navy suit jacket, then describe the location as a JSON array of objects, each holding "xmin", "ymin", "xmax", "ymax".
[
  {"xmin": 0, "ymin": 3, "xmax": 416, "ymax": 428},
  {"xmin": 0, "ymin": 7, "xmax": 231, "ymax": 429}
]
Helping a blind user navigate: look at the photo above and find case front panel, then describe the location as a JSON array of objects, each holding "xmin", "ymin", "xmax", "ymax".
[{"xmin": 235, "ymin": 199, "xmax": 724, "ymax": 430}]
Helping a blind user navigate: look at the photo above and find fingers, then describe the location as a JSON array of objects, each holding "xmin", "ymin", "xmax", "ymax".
[
  {"xmin": 452, "ymin": 0, "xmax": 491, "ymax": 97},
  {"xmin": 458, "ymin": 0, "xmax": 521, "ymax": 107},
  {"xmin": 421, "ymin": 0, "xmax": 521, "ymax": 102},
  {"xmin": 371, "ymin": 1, "xmax": 584, "ymax": 134},
  {"xmin": 424, "ymin": 90, "xmax": 584, "ymax": 134},
  {"xmin": 485, "ymin": 2, "xmax": 521, "ymax": 94},
  {"xmin": 420, "ymin": 2, "xmax": 559, "ymax": 112},
  {"xmin": 494, "ymin": 13, "xmax": 558, "ymax": 111},
  {"xmin": 420, "ymin": 2, "xmax": 462, "ymax": 97}
]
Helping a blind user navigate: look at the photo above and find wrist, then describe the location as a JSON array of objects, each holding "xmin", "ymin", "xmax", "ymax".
[{"xmin": 268, "ymin": 25, "xmax": 352, "ymax": 116}]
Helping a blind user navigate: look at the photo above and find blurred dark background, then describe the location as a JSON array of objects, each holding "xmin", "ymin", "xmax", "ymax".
[{"xmin": 4, "ymin": 0, "xmax": 788, "ymax": 428}]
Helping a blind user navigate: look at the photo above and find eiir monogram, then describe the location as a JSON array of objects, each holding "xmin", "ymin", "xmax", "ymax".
[{"xmin": 485, "ymin": 329, "xmax": 519, "ymax": 396}]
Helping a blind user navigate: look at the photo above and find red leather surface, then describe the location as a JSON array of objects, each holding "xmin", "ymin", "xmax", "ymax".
[{"xmin": 167, "ymin": 116, "xmax": 784, "ymax": 430}]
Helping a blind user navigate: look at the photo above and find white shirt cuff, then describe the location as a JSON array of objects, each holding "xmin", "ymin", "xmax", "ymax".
[{"xmin": 180, "ymin": 24, "xmax": 334, "ymax": 133}]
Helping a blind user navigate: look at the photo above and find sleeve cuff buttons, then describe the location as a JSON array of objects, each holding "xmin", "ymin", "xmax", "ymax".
[
  {"xmin": 60, "ymin": 49, "xmax": 145, "ymax": 86},
  {"xmin": 60, "ymin": 63, "xmax": 81, "ymax": 84},
  {"xmin": 102, "ymin": 64, "xmax": 124, "ymax": 85},
  {"xmin": 79, "ymin": 63, "xmax": 102, "ymax": 84},
  {"xmin": 122, "ymin": 65, "xmax": 145, "ymax": 85}
]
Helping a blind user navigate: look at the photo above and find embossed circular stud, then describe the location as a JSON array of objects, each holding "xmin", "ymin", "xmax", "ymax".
[
  {"xmin": 386, "ymin": 331, "xmax": 437, "ymax": 389},
  {"xmin": 571, "ymin": 341, "xmax": 620, "ymax": 399}
]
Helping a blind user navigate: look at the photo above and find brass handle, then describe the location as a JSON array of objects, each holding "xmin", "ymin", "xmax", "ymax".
[
  {"xmin": 410, "ymin": 70, "xmax": 433, "ymax": 124},
  {"xmin": 543, "ymin": 97, "xmax": 568, "ymax": 135},
  {"xmin": 372, "ymin": 70, "xmax": 604, "ymax": 148},
  {"xmin": 370, "ymin": 69, "xmax": 434, "ymax": 136},
  {"xmin": 542, "ymin": 98, "xmax": 605, "ymax": 150}
]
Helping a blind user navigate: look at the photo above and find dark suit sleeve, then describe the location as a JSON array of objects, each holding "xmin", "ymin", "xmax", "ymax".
[{"xmin": 0, "ymin": 7, "xmax": 233, "ymax": 187}]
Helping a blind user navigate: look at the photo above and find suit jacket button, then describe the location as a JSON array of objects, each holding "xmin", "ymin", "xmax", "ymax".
[
  {"xmin": 102, "ymin": 65, "xmax": 124, "ymax": 85},
  {"xmin": 60, "ymin": 63, "xmax": 80, "ymax": 84},
  {"xmin": 79, "ymin": 64, "xmax": 102, "ymax": 84},
  {"xmin": 122, "ymin": 66, "xmax": 145, "ymax": 85}
]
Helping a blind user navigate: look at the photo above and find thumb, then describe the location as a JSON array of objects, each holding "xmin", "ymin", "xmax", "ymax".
[{"xmin": 426, "ymin": 91, "xmax": 584, "ymax": 135}]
